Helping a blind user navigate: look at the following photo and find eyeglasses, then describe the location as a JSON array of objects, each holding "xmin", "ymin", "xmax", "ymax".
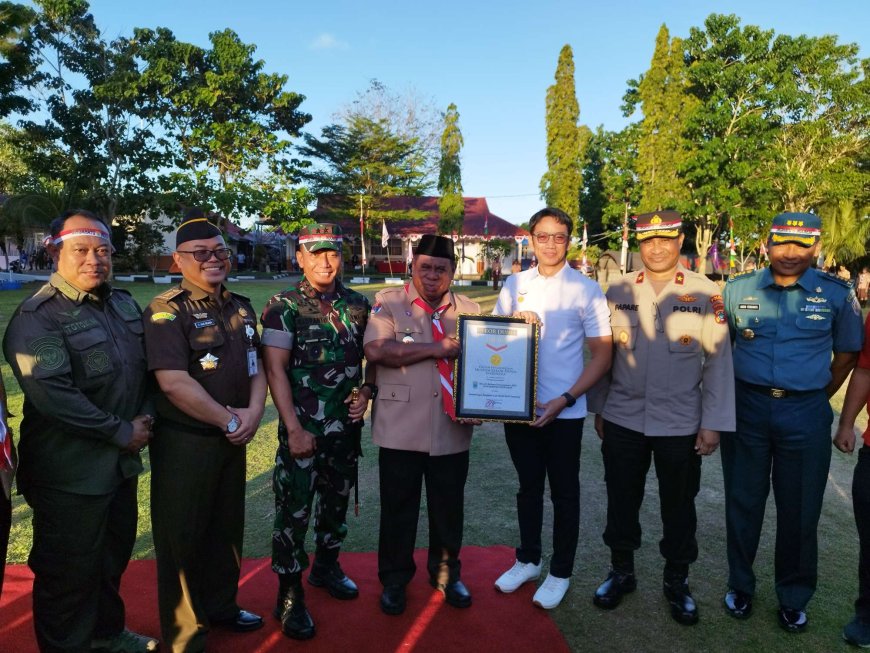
[
  {"xmin": 176, "ymin": 248, "xmax": 233, "ymax": 262},
  {"xmin": 532, "ymin": 232, "xmax": 569, "ymax": 245}
]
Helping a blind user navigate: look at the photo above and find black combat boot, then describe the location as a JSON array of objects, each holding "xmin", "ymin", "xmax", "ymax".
[
  {"xmin": 663, "ymin": 563, "xmax": 698, "ymax": 626},
  {"xmin": 593, "ymin": 550, "xmax": 637, "ymax": 610},
  {"xmin": 309, "ymin": 551, "xmax": 359, "ymax": 600},
  {"xmin": 275, "ymin": 573, "xmax": 315, "ymax": 640}
]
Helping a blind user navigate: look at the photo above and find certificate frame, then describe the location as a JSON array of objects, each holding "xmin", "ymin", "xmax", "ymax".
[{"xmin": 453, "ymin": 314, "xmax": 539, "ymax": 423}]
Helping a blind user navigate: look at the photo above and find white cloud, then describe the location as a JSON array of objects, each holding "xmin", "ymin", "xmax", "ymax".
[{"xmin": 309, "ymin": 33, "xmax": 349, "ymax": 51}]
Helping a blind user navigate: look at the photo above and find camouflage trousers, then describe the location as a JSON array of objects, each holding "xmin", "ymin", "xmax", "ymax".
[{"xmin": 272, "ymin": 426, "xmax": 359, "ymax": 574}]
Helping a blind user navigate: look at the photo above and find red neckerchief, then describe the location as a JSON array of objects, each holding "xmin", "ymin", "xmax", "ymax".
[{"xmin": 406, "ymin": 284, "xmax": 456, "ymax": 420}]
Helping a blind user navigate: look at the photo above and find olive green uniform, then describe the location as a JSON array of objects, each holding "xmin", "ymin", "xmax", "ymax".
[{"xmin": 3, "ymin": 273, "xmax": 150, "ymax": 652}]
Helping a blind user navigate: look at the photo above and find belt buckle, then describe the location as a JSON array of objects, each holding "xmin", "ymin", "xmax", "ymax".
[{"xmin": 770, "ymin": 388, "xmax": 786, "ymax": 399}]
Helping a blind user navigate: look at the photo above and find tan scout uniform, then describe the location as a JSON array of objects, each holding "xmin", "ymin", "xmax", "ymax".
[
  {"xmin": 590, "ymin": 265, "xmax": 735, "ymax": 435},
  {"xmin": 364, "ymin": 281, "xmax": 480, "ymax": 589},
  {"xmin": 364, "ymin": 283, "xmax": 479, "ymax": 454}
]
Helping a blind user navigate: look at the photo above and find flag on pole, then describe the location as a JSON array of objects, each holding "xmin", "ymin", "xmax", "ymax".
[
  {"xmin": 581, "ymin": 221, "xmax": 588, "ymax": 266},
  {"xmin": 759, "ymin": 239, "xmax": 768, "ymax": 262},
  {"xmin": 381, "ymin": 219, "xmax": 389, "ymax": 248},
  {"xmin": 484, "ymin": 213, "xmax": 489, "ymax": 237},
  {"xmin": 619, "ymin": 214, "xmax": 629, "ymax": 273}
]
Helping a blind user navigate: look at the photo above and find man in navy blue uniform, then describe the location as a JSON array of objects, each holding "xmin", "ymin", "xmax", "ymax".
[{"xmin": 721, "ymin": 212, "xmax": 864, "ymax": 633}]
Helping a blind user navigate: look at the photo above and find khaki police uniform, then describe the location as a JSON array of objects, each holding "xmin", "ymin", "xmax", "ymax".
[
  {"xmin": 3, "ymin": 273, "xmax": 150, "ymax": 652},
  {"xmin": 364, "ymin": 283, "xmax": 479, "ymax": 586},
  {"xmin": 143, "ymin": 278, "xmax": 260, "ymax": 652},
  {"xmin": 589, "ymin": 265, "xmax": 735, "ymax": 572}
]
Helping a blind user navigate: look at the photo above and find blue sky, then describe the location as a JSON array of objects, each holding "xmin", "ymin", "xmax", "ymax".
[{"xmin": 83, "ymin": 0, "xmax": 867, "ymax": 224}]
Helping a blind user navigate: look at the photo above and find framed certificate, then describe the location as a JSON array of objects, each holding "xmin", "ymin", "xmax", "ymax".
[{"xmin": 453, "ymin": 314, "xmax": 538, "ymax": 422}]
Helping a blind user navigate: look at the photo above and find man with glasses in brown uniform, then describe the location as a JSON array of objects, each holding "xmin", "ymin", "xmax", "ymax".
[{"xmin": 144, "ymin": 210, "xmax": 267, "ymax": 652}]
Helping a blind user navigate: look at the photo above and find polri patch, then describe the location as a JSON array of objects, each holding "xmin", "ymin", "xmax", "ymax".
[
  {"xmin": 86, "ymin": 350, "xmax": 110, "ymax": 373},
  {"xmin": 29, "ymin": 336, "xmax": 67, "ymax": 371}
]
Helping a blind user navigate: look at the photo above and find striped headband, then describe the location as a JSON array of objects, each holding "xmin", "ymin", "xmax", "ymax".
[{"xmin": 53, "ymin": 227, "xmax": 112, "ymax": 246}]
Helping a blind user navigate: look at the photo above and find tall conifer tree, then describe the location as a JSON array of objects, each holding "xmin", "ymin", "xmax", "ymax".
[
  {"xmin": 437, "ymin": 103, "xmax": 464, "ymax": 235},
  {"xmin": 540, "ymin": 45, "xmax": 582, "ymax": 224},
  {"xmin": 632, "ymin": 25, "xmax": 696, "ymax": 212}
]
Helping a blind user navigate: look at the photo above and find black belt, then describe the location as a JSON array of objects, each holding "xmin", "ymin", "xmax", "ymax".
[
  {"xmin": 158, "ymin": 417, "xmax": 224, "ymax": 437},
  {"xmin": 738, "ymin": 381, "xmax": 822, "ymax": 399}
]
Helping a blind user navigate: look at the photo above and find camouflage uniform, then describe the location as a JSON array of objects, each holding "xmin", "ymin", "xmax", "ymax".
[{"xmin": 261, "ymin": 277, "xmax": 370, "ymax": 573}]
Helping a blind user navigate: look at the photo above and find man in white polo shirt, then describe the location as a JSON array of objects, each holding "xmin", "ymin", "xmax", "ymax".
[{"xmin": 493, "ymin": 207, "xmax": 612, "ymax": 609}]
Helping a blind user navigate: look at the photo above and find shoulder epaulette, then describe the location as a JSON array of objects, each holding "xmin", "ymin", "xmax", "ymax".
[
  {"xmin": 820, "ymin": 270, "xmax": 853, "ymax": 289},
  {"xmin": 20, "ymin": 283, "xmax": 58, "ymax": 312},
  {"xmin": 155, "ymin": 286, "xmax": 185, "ymax": 302},
  {"xmin": 726, "ymin": 269, "xmax": 757, "ymax": 283}
]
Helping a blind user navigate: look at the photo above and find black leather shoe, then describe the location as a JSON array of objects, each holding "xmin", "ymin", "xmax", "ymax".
[
  {"xmin": 214, "ymin": 609, "xmax": 264, "ymax": 632},
  {"xmin": 778, "ymin": 607, "xmax": 808, "ymax": 633},
  {"xmin": 380, "ymin": 584, "xmax": 407, "ymax": 615},
  {"xmin": 663, "ymin": 579, "xmax": 698, "ymax": 626},
  {"xmin": 593, "ymin": 570, "xmax": 637, "ymax": 610},
  {"xmin": 723, "ymin": 589, "xmax": 753, "ymax": 619},
  {"xmin": 308, "ymin": 562, "xmax": 359, "ymax": 600},
  {"xmin": 430, "ymin": 578, "xmax": 472, "ymax": 608}
]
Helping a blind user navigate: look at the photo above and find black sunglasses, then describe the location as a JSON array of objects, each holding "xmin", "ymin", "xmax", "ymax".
[{"xmin": 177, "ymin": 248, "xmax": 233, "ymax": 262}]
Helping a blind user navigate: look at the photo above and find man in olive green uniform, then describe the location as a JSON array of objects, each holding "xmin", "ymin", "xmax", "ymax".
[
  {"xmin": 261, "ymin": 224, "xmax": 372, "ymax": 640},
  {"xmin": 3, "ymin": 210, "xmax": 157, "ymax": 653},
  {"xmin": 143, "ymin": 212, "xmax": 267, "ymax": 653}
]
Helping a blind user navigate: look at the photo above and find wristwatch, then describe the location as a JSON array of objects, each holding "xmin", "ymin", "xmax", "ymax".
[
  {"xmin": 226, "ymin": 414, "xmax": 241, "ymax": 434},
  {"xmin": 561, "ymin": 392, "xmax": 577, "ymax": 408},
  {"xmin": 361, "ymin": 382, "xmax": 379, "ymax": 399}
]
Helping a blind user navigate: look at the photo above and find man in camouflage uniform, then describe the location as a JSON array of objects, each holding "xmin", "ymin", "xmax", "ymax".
[{"xmin": 261, "ymin": 224, "xmax": 372, "ymax": 640}]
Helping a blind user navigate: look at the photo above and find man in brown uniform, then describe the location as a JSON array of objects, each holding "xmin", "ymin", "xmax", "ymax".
[
  {"xmin": 143, "ymin": 212, "xmax": 267, "ymax": 652},
  {"xmin": 364, "ymin": 234, "xmax": 480, "ymax": 616},
  {"xmin": 588, "ymin": 211, "xmax": 735, "ymax": 625}
]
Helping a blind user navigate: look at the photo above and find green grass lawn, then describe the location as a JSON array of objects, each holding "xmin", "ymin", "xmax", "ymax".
[{"xmin": 1, "ymin": 277, "xmax": 867, "ymax": 652}]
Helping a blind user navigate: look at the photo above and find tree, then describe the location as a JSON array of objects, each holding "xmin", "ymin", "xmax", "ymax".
[
  {"xmin": 437, "ymin": 103, "xmax": 464, "ymax": 235},
  {"xmin": 540, "ymin": 45, "xmax": 583, "ymax": 223},
  {"xmin": 0, "ymin": 1, "xmax": 36, "ymax": 118},
  {"xmin": 681, "ymin": 14, "xmax": 781, "ymax": 271},
  {"xmin": 759, "ymin": 33, "xmax": 869, "ymax": 213},
  {"xmin": 624, "ymin": 25, "xmax": 697, "ymax": 213},
  {"xmin": 819, "ymin": 200, "xmax": 870, "ymax": 268},
  {"xmin": 129, "ymin": 25, "xmax": 311, "ymax": 224}
]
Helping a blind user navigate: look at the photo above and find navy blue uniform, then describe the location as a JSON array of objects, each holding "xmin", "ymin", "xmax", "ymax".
[{"xmin": 722, "ymin": 266, "xmax": 863, "ymax": 610}]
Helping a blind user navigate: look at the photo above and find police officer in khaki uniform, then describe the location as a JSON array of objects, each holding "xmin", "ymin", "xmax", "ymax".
[
  {"xmin": 588, "ymin": 211, "xmax": 735, "ymax": 625},
  {"xmin": 3, "ymin": 210, "xmax": 157, "ymax": 653},
  {"xmin": 143, "ymin": 212, "xmax": 268, "ymax": 652},
  {"xmin": 364, "ymin": 234, "xmax": 480, "ymax": 616}
]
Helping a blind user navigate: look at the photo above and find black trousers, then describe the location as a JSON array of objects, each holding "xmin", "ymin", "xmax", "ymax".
[
  {"xmin": 854, "ymin": 446, "xmax": 870, "ymax": 620},
  {"xmin": 601, "ymin": 419, "xmax": 700, "ymax": 569},
  {"xmin": 377, "ymin": 447, "xmax": 469, "ymax": 587},
  {"xmin": 504, "ymin": 418, "xmax": 584, "ymax": 578},
  {"xmin": 150, "ymin": 425, "xmax": 246, "ymax": 653},
  {"xmin": 23, "ymin": 478, "xmax": 137, "ymax": 653},
  {"xmin": 0, "ymin": 488, "xmax": 10, "ymax": 599}
]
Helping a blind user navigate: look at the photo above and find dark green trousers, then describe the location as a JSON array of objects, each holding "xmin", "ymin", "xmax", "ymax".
[
  {"xmin": 23, "ymin": 477, "xmax": 137, "ymax": 653},
  {"xmin": 150, "ymin": 425, "xmax": 246, "ymax": 653}
]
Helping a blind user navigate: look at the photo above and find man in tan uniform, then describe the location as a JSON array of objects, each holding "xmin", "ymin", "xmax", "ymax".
[
  {"xmin": 364, "ymin": 234, "xmax": 480, "ymax": 616},
  {"xmin": 588, "ymin": 211, "xmax": 735, "ymax": 625}
]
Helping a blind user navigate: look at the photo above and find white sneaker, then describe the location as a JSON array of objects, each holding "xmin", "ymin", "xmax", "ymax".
[
  {"xmin": 494, "ymin": 560, "xmax": 542, "ymax": 593},
  {"xmin": 532, "ymin": 573, "xmax": 570, "ymax": 609}
]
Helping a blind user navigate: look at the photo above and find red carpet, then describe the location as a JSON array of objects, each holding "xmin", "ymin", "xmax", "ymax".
[{"xmin": 1, "ymin": 545, "xmax": 570, "ymax": 652}]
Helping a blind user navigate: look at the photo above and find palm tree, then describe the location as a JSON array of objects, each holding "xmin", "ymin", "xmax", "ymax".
[{"xmin": 819, "ymin": 200, "xmax": 870, "ymax": 269}]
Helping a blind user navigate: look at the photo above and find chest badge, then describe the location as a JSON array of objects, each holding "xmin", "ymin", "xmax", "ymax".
[
  {"xmin": 402, "ymin": 335, "xmax": 415, "ymax": 344},
  {"xmin": 239, "ymin": 308, "xmax": 248, "ymax": 317},
  {"xmin": 618, "ymin": 331, "xmax": 629, "ymax": 345},
  {"xmin": 199, "ymin": 352, "xmax": 219, "ymax": 370},
  {"xmin": 518, "ymin": 296, "xmax": 525, "ymax": 303},
  {"xmin": 245, "ymin": 324, "xmax": 255, "ymax": 339},
  {"xmin": 193, "ymin": 313, "xmax": 208, "ymax": 319},
  {"xmin": 806, "ymin": 296, "xmax": 827, "ymax": 304},
  {"xmin": 806, "ymin": 314, "xmax": 826, "ymax": 321},
  {"xmin": 679, "ymin": 335, "xmax": 693, "ymax": 346},
  {"xmin": 742, "ymin": 328, "xmax": 755, "ymax": 340}
]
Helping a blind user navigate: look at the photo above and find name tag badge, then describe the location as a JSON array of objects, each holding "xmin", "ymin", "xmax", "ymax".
[{"xmin": 247, "ymin": 347, "xmax": 258, "ymax": 377}]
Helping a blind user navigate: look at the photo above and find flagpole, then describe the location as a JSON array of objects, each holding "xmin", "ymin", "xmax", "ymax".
[
  {"xmin": 359, "ymin": 194, "xmax": 367, "ymax": 275},
  {"xmin": 382, "ymin": 219, "xmax": 392, "ymax": 276},
  {"xmin": 619, "ymin": 204, "xmax": 629, "ymax": 274}
]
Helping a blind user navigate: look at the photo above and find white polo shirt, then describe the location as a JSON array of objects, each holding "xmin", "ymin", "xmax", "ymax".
[{"xmin": 494, "ymin": 263, "xmax": 611, "ymax": 418}]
